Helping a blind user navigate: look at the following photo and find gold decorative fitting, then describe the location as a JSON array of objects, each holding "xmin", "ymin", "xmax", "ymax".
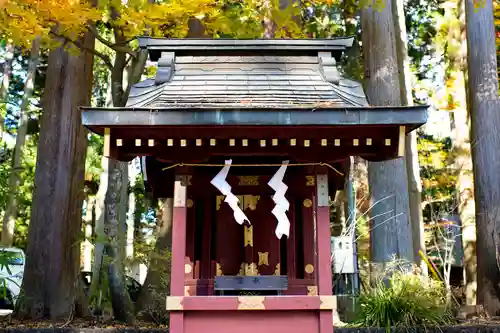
[
  {"xmin": 116, "ymin": 139, "xmax": 123, "ymax": 147},
  {"xmin": 148, "ymin": 139, "xmax": 154, "ymax": 147},
  {"xmin": 237, "ymin": 296, "xmax": 265, "ymax": 310},
  {"xmin": 196, "ymin": 139, "xmax": 202, "ymax": 146},
  {"xmin": 242, "ymin": 139, "xmax": 248, "ymax": 146},
  {"xmin": 307, "ymin": 286, "xmax": 318, "ymax": 296},
  {"xmin": 260, "ymin": 139, "xmax": 266, "ymax": 147},
  {"xmin": 245, "ymin": 262, "xmax": 259, "ymax": 276},
  {"xmin": 166, "ymin": 296, "xmax": 184, "ymax": 311},
  {"xmin": 210, "ymin": 138, "xmax": 216, "ymax": 146},
  {"xmin": 290, "ymin": 138, "xmax": 296, "ymax": 146},
  {"xmin": 366, "ymin": 138, "xmax": 372, "ymax": 146},
  {"xmin": 258, "ymin": 252, "xmax": 269, "ymax": 266},
  {"xmin": 216, "ymin": 195, "xmax": 224, "ymax": 211},
  {"xmin": 243, "ymin": 195, "xmax": 260, "ymax": 211},
  {"xmin": 135, "ymin": 139, "xmax": 141, "ymax": 147},
  {"xmin": 167, "ymin": 139, "xmax": 173, "ymax": 146},
  {"xmin": 320, "ymin": 296, "xmax": 337, "ymax": 310},
  {"xmin": 216, "ymin": 263, "xmax": 224, "ymax": 276},
  {"xmin": 180, "ymin": 139, "xmax": 187, "ymax": 147},
  {"xmin": 238, "ymin": 263, "xmax": 245, "ymax": 276},
  {"xmin": 303, "ymin": 198, "xmax": 312, "ymax": 208},
  {"xmin": 398, "ymin": 126, "xmax": 406, "ymax": 157},
  {"xmin": 321, "ymin": 139, "xmax": 327, "ymax": 146},
  {"xmin": 184, "ymin": 286, "xmax": 190, "ymax": 296},
  {"xmin": 229, "ymin": 139, "xmax": 235, "ymax": 146},
  {"xmin": 180, "ymin": 175, "xmax": 192, "ymax": 187},
  {"xmin": 238, "ymin": 176, "xmax": 260, "ymax": 186},
  {"xmin": 334, "ymin": 139, "xmax": 340, "ymax": 146},
  {"xmin": 385, "ymin": 138, "xmax": 391, "ymax": 146},
  {"xmin": 272, "ymin": 138, "xmax": 278, "ymax": 146},
  {"xmin": 186, "ymin": 199, "xmax": 194, "ymax": 208},
  {"xmin": 184, "ymin": 263, "xmax": 193, "ymax": 274},
  {"xmin": 244, "ymin": 225, "xmax": 253, "ymax": 247},
  {"xmin": 305, "ymin": 264, "xmax": 315, "ymax": 274},
  {"xmin": 274, "ymin": 263, "xmax": 281, "ymax": 276},
  {"xmin": 304, "ymin": 139, "xmax": 310, "ymax": 147},
  {"xmin": 353, "ymin": 138, "xmax": 359, "ymax": 146},
  {"xmin": 306, "ymin": 176, "xmax": 315, "ymax": 186}
]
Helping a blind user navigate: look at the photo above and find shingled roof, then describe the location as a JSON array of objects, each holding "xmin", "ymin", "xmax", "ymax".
[{"xmin": 126, "ymin": 54, "xmax": 368, "ymax": 109}]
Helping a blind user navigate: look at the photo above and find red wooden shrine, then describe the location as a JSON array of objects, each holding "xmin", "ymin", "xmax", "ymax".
[{"xmin": 82, "ymin": 38, "xmax": 428, "ymax": 333}]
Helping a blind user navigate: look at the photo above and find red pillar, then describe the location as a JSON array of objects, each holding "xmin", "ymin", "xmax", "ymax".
[
  {"xmin": 170, "ymin": 175, "xmax": 188, "ymax": 333},
  {"xmin": 316, "ymin": 174, "xmax": 333, "ymax": 332}
]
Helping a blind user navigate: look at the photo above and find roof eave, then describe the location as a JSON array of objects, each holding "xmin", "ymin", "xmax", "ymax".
[{"xmin": 81, "ymin": 105, "xmax": 429, "ymax": 133}]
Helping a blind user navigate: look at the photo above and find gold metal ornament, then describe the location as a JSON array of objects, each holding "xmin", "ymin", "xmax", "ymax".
[
  {"xmin": 303, "ymin": 198, "xmax": 312, "ymax": 208},
  {"xmin": 306, "ymin": 176, "xmax": 315, "ymax": 186},
  {"xmin": 186, "ymin": 199, "xmax": 194, "ymax": 208},
  {"xmin": 244, "ymin": 225, "xmax": 253, "ymax": 247},
  {"xmin": 238, "ymin": 176, "xmax": 260, "ymax": 186},
  {"xmin": 305, "ymin": 264, "xmax": 315, "ymax": 274},
  {"xmin": 258, "ymin": 252, "xmax": 269, "ymax": 266},
  {"xmin": 307, "ymin": 286, "xmax": 318, "ymax": 296}
]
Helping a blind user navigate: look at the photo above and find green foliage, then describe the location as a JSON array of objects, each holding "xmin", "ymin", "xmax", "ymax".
[{"xmin": 352, "ymin": 270, "xmax": 454, "ymax": 329}]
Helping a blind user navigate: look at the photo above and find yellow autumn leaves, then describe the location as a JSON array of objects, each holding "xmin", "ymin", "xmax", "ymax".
[{"xmin": 0, "ymin": 0, "xmax": 339, "ymax": 52}]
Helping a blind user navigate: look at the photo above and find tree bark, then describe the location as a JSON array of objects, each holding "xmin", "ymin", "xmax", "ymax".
[
  {"xmin": 136, "ymin": 197, "xmax": 173, "ymax": 321},
  {"xmin": 465, "ymin": 0, "xmax": 500, "ymax": 315},
  {"xmin": 2, "ymin": 38, "xmax": 40, "ymax": 246},
  {"xmin": 0, "ymin": 43, "xmax": 14, "ymax": 138},
  {"xmin": 16, "ymin": 32, "xmax": 94, "ymax": 320},
  {"xmin": 392, "ymin": 0, "xmax": 427, "ymax": 275},
  {"xmin": 361, "ymin": 0, "xmax": 413, "ymax": 272}
]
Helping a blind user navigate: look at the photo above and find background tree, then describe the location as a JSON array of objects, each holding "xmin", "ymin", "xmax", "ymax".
[{"xmin": 465, "ymin": 0, "xmax": 500, "ymax": 316}]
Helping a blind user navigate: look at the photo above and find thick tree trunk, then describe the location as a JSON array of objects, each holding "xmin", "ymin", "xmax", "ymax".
[
  {"xmin": 136, "ymin": 197, "xmax": 173, "ymax": 321},
  {"xmin": 465, "ymin": 0, "xmax": 500, "ymax": 315},
  {"xmin": 392, "ymin": 0, "xmax": 427, "ymax": 275},
  {"xmin": 16, "ymin": 32, "xmax": 94, "ymax": 320},
  {"xmin": 2, "ymin": 38, "xmax": 40, "ymax": 246},
  {"xmin": 361, "ymin": 0, "xmax": 413, "ymax": 273}
]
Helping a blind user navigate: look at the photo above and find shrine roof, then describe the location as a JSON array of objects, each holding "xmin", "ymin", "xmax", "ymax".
[
  {"xmin": 81, "ymin": 38, "xmax": 429, "ymax": 133},
  {"xmin": 125, "ymin": 57, "xmax": 368, "ymax": 109}
]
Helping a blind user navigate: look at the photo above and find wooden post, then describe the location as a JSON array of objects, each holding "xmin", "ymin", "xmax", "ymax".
[
  {"xmin": 316, "ymin": 174, "xmax": 334, "ymax": 332},
  {"xmin": 170, "ymin": 174, "xmax": 188, "ymax": 333}
]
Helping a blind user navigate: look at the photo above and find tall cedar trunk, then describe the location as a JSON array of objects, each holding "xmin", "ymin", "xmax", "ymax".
[
  {"xmin": 361, "ymin": 0, "xmax": 413, "ymax": 273},
  {"xmin": 0, "ymin": 43, "xmax": 14, "ymax": 138},
  {"xmin": 465, "ymin": 0, "xmax": 500, "ymax": 315},
  {"xmin": 136, "ymin": 198, "xmax": 173, "ymax": 321},
  {"xmin": 17, "ymin": 32, "xmax": 94, "ymax": 320},
  {"xmin": 2, "ymin": 38, "xmax": 40, "ymax": 246},
  {"xmin": 442, "ymin": 0, "xmax": 476, "ymax": 304},
  {"xmin": 392, "ymin": 0, "xmax": 427, "ymax": 275}
]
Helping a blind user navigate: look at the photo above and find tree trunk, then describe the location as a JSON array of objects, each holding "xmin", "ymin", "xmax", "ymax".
[
  {"xmin": 361, "ymin": 0, "xmax": 413, "ymax": 273},
  {"xmin": 2, "ymin": 38, "xmax": 40, "ymax": 246},
  {"xmin": 16, "ymin": 32, "xmax": 94, "ymax": 320},
  {"xmin": 442, "ymin": 0, "xmax": 476, "ymax": 304},
  {"xmin": 136, "ymin": 197, "xmax": 173, "ymax": 322},
  {"xmin": 104, "ymin": 159, "xmax": 135, "ymax": 324},
  {"xmin": 465, "ymin": 0, "xmax": 500, "ymax": 315},
  {"xmin": 392, "ymin": 0, "xmax": 427, "ymax": 275},
  {"xmin": 0, "ymin": 43, "xmax": 14, "ymax": 138}
]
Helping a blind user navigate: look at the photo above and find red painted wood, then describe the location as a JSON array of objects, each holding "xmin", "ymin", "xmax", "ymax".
[
  {"xmin": 170, "ymin": 313, "xmax": 184, "ymax": 333},
  {"xmin": 302, "ymin": 183, "xmax": 316, "ymax": 282},
  {"xmin": 184, "ymin": 311, "xmax": 319, "ymax": 333},
  {"xmin": 215, "ymin": 195, "xmax": 244, "ymax": 276},
  {"xmin": 319, "ymin": 311, "xmax": 333, "ymax": 333},
  {"xmin": 174, "ymin": 295, "xmax": 326, "ymax": 311},
  {"xmin": 171, "ymin": 206, "xmax": 187, "ymax": 296},
  {"xmin": 200, "ymin": 199, "xmax": 212, "ymax": 280},
  {"xmin": 316, "ymin": 205, "xmax": 333, "ymax": 295},
  {"xmin": 185, "ymin": 198, "xmax": 195, "ymax": 280}
]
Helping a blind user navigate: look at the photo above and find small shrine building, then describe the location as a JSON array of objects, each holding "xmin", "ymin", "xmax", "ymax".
[{"xmin": 82, "ymin": 38, "xmax": 428, "ymax": 333}]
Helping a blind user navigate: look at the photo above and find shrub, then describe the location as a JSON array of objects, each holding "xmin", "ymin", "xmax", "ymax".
[{"xmin": 352, "ymin": 270, "xmax": 454, "ymax": 329}]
